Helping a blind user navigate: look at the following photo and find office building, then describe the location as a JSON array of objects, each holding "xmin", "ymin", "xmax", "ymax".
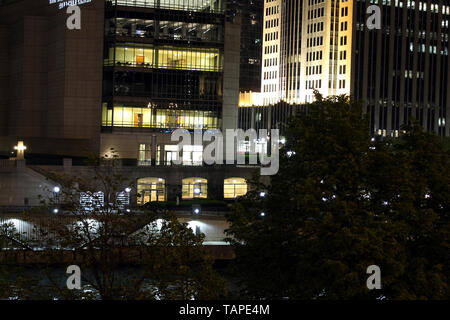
[{"xmin": 252, "ymin": 0, "xmax": 450, "ymax": 137}]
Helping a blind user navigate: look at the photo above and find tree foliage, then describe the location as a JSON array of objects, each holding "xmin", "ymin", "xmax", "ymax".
[{"xmin": 226, "ymin": 93, "xmax": 450, "ymax": 299}]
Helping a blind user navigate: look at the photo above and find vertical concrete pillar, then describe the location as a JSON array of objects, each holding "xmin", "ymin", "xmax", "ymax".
[{"xmin": 222, "ymin": 13, "xmax": 242, "ymax": 163}]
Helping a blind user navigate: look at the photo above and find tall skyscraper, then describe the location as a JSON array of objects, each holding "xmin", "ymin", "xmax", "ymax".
[
  {"xmin": 257, "ymin": 0, "xmax": 449, "ymax": 137},
  {"xmin": 238, "ymin": 0, "xmax": 264, "ymax": 93}
]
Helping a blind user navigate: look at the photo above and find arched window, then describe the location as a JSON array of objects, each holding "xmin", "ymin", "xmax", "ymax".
[
  {"xmin": 137, "ymin": 177, "xmax": 166, "ymax": 204},
  {"xmin": 224, "ymin": 178, "xmax": 247, "ymax": 199},
  {"xmin": 182, "ymin": 177, "xmax": 208, "ymax": 199}
]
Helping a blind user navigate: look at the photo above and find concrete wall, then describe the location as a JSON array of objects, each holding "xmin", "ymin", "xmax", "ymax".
[
  {"xmin": 0, "ymin": 24, "xmax": 8, "ymax": 136},
  {"xmin": 222, "ymin": 15, "xmax": 241, "ymax": 132},
  {"xmin": 0, "ymin": 160, "xmax": 259, "ymax": 206},
  {"xmin": 0, "ymin": 0, "xmax": 104, "ymax": 157},
  {"xmin": 0, "ymin": 161, "xmax": 54, "ymax": 206}
]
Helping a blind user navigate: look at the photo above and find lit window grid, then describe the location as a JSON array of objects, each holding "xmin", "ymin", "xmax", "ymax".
[
  {"xmin": 102, "ymin": 105, "xmax": 220, "ymax": 130},
  {"xmin": 105, "ymin": 45, "xmax": 223, "ymax": 72},
  {"xmin": 113, "ymin": 0, "xmax": 224, "ymax": 13}
]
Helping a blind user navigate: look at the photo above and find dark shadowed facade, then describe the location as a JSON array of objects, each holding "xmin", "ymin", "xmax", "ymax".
[{"xmin": 0, "ymin": 0, "xmax": 104, "ymax": 157}]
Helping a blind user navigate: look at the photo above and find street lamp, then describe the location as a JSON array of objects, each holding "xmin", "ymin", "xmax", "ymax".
[
  {"xmin": 14, "ymin": 141, "xmax": 27, "ymax": 160},
  {"xmin": 53, "ymin": 186, "xmax": 61, "ymax": 206}
]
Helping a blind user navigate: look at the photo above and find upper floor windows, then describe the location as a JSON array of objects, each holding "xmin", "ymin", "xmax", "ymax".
[
  {"xmin": 112, "ymin": 0, "xmax": 224, "ymax": 13},
  {"xmin": 105, "ymin": 45, "xmax": 223, "ymax": 72}
]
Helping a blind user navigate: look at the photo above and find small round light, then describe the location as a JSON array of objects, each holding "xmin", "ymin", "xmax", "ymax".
[
  {"xmin": 194, "ymin": 188, "xmax": 201, "ymax": 194},
  {"xmin": 125, "ymin": 187, "xmax": 132, "ymax": 193},
  {"xmin": 259, "ymin": 192, "xmax": 266, "ymax": 197},
  {"xmin": 194, "ymin": 208, "xmax": 200, "ymax": 214},
  {"xmin": 53, "ymin": 186, "xmax": 60, "ymax": 193},
  {"xmin": 126, "ymin": 209, "xmax": 131, "ymax": 213},
  {"xmin": 53, "ymin": 208, "xmax": 59, "ymax": 214},
  {"xmin": 260, "ymin": 212, "xmax": 265, "ymax": 217}
]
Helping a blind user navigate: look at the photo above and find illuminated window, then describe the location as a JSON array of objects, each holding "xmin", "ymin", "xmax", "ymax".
[
  {"xmin": 183, "ymin": 145, "xmax": 203, "ymax": 166},
  {"xmin": 106, "ymin": 106, "xmax": 219, "ymax": 130},
  {"xmin": 116, "ymin": 191, "xmax": 130, "ymax": 209},
  {"xmin": 105, "ymin": 44, "xmax": 222, "ymax": 72},
  {"xmin": 137, "ymin": 177, "xmax": 166, "ymax": 204},
  {"xmin": 115, "ymin": 0, "xmax": 224, "ymax": 13},
  {"xmin": 164, "ymin": 145, "xmax": 179, "ymax": 165},
  {"xmin": 138, "ymin": 144, "xmax": 151, "ymax": 166},
  {"xmin": 224, "ymin": 178, "xmax": 248, "ymax": 199},
  {"xmin": 182, "ymin": 177, "xmax": 208, "ymax": 199},
  {"xmin": 80, "ymin": 192, "xmax": 104, "ymax": 211}
]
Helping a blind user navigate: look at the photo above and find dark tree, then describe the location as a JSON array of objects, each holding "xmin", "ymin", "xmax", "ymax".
[{"xmin": 226, "ymin": 93, "xmax": 450, "ymax": 299}]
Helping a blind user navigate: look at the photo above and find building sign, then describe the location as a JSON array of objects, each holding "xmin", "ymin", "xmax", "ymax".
[{"xmin": 49, "ymin": 0, "xmax": 92, "ymax": 10}]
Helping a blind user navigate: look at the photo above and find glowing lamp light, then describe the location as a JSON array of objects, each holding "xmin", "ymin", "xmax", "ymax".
[
  {"xmin": 260, "ymin": 212, "xmax": 266, "ymax": 217},
  {"xmin": 53, "ymin": 186, "xmax": 61, "ymax": 193},
  {"xmin": 14, "ymin": 141, "xmax": 27, "ymax": 160},
  {"xmin": 53, "ymin": 208, "xmax": 59, "ymax": 214},
  {"xmin": 194, "ymin": 208, "xmax": 200, "ymax": 214},
  {"xmin": 259, "ymin": 191, "xmax": 266, "ymax": 197},
  {"xmin": 125, "ymin": 187, "xmax": 132, "ymax": 193},
  {"xmin": 14, "ymin": 143, "xmax": 27, "ymax": 151},
  {"xmin": 194, "ymin": 188, "xmax": 201, "ymax": 194}
]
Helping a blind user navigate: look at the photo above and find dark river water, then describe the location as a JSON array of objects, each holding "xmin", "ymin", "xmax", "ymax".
[{"xmin": 0, "ymin": 262, "xmax": 239, "ymax": 300}]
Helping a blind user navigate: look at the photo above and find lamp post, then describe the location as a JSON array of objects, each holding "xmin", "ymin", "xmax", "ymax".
[
  {"xmin": 53, "ymin": 186, "xmax": 61, "ymax": 205},
  {"xmin": 14, "ymin": 141, "xmax": 27, "ymax": 160}
]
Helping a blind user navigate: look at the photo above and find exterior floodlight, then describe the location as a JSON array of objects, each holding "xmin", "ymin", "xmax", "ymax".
[
  {"xmin": 53, "ymin": 186, "xmax": 61, "ymax": 193},
  {"xmin": 125, "ymin": 187, "xmax": 132, "ymax": 193},
  {"xmin": 53, "ymin": 208, "xmax": 59, "ymax": 214},
  {"xmin": 260, "ymin": 212, "xmax": 266, "ymax": 217},
  {"xmin": 259, "ymin": 191, "xmax": 266, "ymax": 197}
]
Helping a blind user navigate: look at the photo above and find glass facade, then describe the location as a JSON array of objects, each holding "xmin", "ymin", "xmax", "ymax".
[
  {"xmin": 104, "ymin": 45, "xmax": 223, "ymax": 72},
  {"xmin": 110, "ymin": 0, "xmax": 224, "ymax": 13},
  {"xmin": 102, "ymin": 104, "xmax": 219, "ymax": 129},
  {"xmin": 106, "ymin": 18, "xmax": 224, "ymax": 43},
  {"xmin": 102, "ymin": 1, "xmax": 225, "ymax": 131},
  {"xmin": 238, "ymin": 0, "xmax": 264, "ymax": 92}
]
